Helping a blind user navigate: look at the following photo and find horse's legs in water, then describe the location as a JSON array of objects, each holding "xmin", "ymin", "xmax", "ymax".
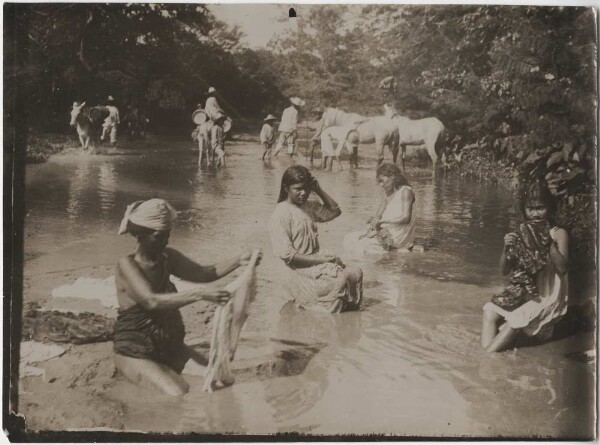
[
  {"xmin": 391, "ymin": 144, "xmax": 399, "ymax": 165},
  {"xmin": 400, "ymin": 144, "xmax": 407, "ymax": 171}
]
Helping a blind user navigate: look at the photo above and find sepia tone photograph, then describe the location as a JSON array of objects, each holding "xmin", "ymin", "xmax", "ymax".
[{"xmin": 3, "ymin": 2, "xmax": 597, "ymax": 440}]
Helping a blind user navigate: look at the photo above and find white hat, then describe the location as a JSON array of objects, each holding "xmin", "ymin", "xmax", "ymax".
[
  {"xmin": 264, "ymin": 114, "xmax": 277, "ymax": 121},
  {"xmin": 107, "ymin": 95, "xmax": 115, "ymax": 102},
  {"xmin": 208, "ymin": 87, "xmax": 217, "ymax": 94},
  {"xmin": 290, "ymin": 97, "xmax": 305, "ymax": 107}
]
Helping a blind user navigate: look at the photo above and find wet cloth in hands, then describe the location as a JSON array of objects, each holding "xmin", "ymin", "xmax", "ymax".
[
  {"xmin": 22, "ymin": 304, "xmax": 115, "ymax": 344},
  {"xmin": 203, "ymin": 250, "xmax": 260, "ymax": 392},
  {"xmin": 491, "ymin": 221, "xmax": 552, "ymax": 311}
]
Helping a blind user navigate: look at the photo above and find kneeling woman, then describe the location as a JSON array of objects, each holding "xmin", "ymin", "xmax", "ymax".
[
  {"xmin": 343, "ymin": 163, "xmax": 416, "ymax": 254},
  {"xmin": 269, "ymin": 166, "xmax": 363, "ymax": 313},
  {"xmin": 480, "ymin": 182, "xmax": 568, "ymax": 352},
  {"xmin": 113, "ymin": 198, "xmax": 256, "ymax": 395}
]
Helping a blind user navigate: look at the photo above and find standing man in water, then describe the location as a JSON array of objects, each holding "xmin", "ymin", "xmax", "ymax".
[
  {"xmin": 274, "ymin": 97, "xmax": 305, "ymax": 157},
  {"xmin": 101, "ymin": 95, "xmax": 120, "ymax": 147}
]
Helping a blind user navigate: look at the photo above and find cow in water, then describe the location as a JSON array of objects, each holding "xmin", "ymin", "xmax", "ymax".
[{"xmin": 70, "ymin": 102, "xmax": 110, "ymax": 151}]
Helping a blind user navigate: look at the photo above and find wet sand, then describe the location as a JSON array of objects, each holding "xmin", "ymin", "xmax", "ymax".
[{"xmin": 19, "ymin": 134, "xmax": 595, "ymax": 437}]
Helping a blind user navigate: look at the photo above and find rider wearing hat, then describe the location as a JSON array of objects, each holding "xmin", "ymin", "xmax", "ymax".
[
  {"xmin": 274, "ymin": 97, "xmax": 305, "ymax": 157},
  {"xmin": 204, "ymin": 87, "xmax": 225, "ymax": 122},
  {"xmin": 101, "ymin": 95, "xmax": 120, "ymax": 146},
  {"xmin": 260, "ymin": 114, "xmax": 278, "ymax": 160}
]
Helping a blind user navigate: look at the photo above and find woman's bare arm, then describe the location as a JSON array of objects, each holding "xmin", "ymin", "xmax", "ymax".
[
  {"xmin": 549, "ymin": 227, "xmax": 568, "ymax": 275},
  {"xmin": 167, "ymin": 248, "xmax": 244, "ymax": 283},
  {"xmin": 289, "ymin": 252, "xmax": 341, "ymax": 268},
  {"xmin": 117, "ymin": 256, "xmax": 229, "ymax": 311}
]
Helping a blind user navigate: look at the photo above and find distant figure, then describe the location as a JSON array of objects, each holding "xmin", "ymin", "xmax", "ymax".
[
  {"xmin": 274, "ymin": 97, "xmax": 305, "ymax": 157},
  {"xmin": 319, "ymin": 125, "xmax": 354, "ymax": 171},
  {"xmin": 204, "ymin": 87, "xmax": 225, "ymax": 122},
  {"xmin": 343, "ymin": 163, "xmax": 417, "ymax": 254},
  {"xmin": 269, "ymin": 165, "xmax": 363, "ymax": 313},
  {"xmin": 211, "ymin": 114, "xmax": 227, "ymax": 168},
  {"xmin": 480, "ymin": 181, "xmax": 569, "ymax": 353},
  {"xmin": 260, "ymin": 114, "xmax": 278, "ymax": 160},
  {"xmin": 101, "ymin": 95, "xmax": 120, "ymax": 146}
]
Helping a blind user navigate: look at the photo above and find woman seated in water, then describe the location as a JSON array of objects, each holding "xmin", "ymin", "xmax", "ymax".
[
  {"xmin": 343, "ymin": 163, "xmax": 417, "ymax": 254},
  {"xmin": 269, "ymin": 165, "xmax": 363, "ymax": 313},
  {"xmin": 480, "ymin": 181, "xmax": 568, "ymax": 353},
  {"xmin": 113, "ymin": 198, "xmax": 258, "ymax": 395}
]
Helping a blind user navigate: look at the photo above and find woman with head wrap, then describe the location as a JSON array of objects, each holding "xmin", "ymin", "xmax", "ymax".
[
  {"xmin": 113, "ymin": 198, "xmax": 259, "ymax": 395},
  {"xmin": 269, "ymin": 166, "xmax": 363, "ymax": 313}
]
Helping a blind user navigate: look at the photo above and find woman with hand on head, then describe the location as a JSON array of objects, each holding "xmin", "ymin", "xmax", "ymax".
[
  {"xmin": 481, "ymin": 181, "xmax": 569, "ymax": 352},
  {"xmin": 269, "ymin": 165, "xmax": 363, "ymax": 313},
  {"xmin": 113, "ymin": 198, "xmax": 259, "ymax": 395}
]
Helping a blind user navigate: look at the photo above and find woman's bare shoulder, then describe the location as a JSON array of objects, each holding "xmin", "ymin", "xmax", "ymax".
[{"xmin": 550, "ymin": 226, "xmax": 568, "ymax": 240}]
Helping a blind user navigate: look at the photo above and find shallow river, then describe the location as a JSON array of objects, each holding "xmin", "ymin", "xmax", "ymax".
[{"xmin": 24, "ymin": 135, "xmax": 594, "ymax": 437}]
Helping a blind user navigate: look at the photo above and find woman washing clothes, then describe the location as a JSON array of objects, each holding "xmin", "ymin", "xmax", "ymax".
[
  {"xmin": 269, "ymin": 165, "xmax": 363, "ymax": 313},
  {"xmin": 343, "ymin": 163, "xmax": 417, "ymax": 254},
  {"xmin": 480, "ymin": 181, "xmax": 569, "ymax": 352},
  {"xmin": 113, "ymin": 198, "xmax": 259, "ymax": 395}
]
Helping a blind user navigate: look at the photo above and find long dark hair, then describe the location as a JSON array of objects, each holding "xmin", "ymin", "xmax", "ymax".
[
  {"xmin": 376, "ymin": 163, "xmax": 409, "ymax": 189},
  {"xmin": 277, "ymin": 165, "xmax": 312, "ymax": 202},
  {"xmin": 518, "ymin": 180, "xmax": 556, "ymax": 223}
]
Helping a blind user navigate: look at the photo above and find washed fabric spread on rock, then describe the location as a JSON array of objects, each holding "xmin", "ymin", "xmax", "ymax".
[
  {"xmin": 23, "ymin": 305, "xmax": 116, "ymax": 344},
  {"xmin": 203, "ymin": 250, "xmax": 260, "ymax": 392}
]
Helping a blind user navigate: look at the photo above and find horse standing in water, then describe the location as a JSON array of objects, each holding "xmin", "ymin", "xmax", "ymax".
[
  {"xmin": 384, "ymin": 104, "xmax": 446, "ymax": 171},
  {"xmin": 310, "ymin": 108, "xmax": 399, "ymax": 167},
  {"xmin": 70, "ymin": 102, "xmax": 109, "ymax": 152}
]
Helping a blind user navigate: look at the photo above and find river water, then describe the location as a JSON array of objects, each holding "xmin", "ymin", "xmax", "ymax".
[{"xmin": 24, "ymin": 135, "xmax": 594, "ymax": 437}]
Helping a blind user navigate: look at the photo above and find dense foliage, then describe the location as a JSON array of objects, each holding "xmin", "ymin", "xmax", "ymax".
[{"xmin": 5, "ymin": 3, "xmax": 285, "ymax": 134}]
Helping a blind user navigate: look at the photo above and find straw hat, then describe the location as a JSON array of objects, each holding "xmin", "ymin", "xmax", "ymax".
[
  {"xmin": 264, "ymin": 114, "xmax": 277, "ymax": 122},
  {"xmin": 106, "ymin": 95, "xmax": 115, "ymax": 103},
  {"xmin": 290, "ymin": 97, "xmax": 305, "ymax": 107},
  {"xmin": 208, "ymin": 87, "xmax": 217, "ymax": 94}
]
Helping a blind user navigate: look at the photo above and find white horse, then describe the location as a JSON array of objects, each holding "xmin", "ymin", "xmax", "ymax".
[
  {"xmin": 311, "ymin": 107, "xmax": 399, "ymax": 166},
  {"xmin": 384, "ymin": 104, "xmax": 446, "ymax": 170}
]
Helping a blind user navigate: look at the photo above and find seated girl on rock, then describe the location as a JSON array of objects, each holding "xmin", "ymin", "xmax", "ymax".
[
  {"xmin": 343, "ymin": 163, "xmax": 419, "ymax": 254},
  {"xmin": 480, "ymin": 181, "xmax": 569, "ymax": 352}
]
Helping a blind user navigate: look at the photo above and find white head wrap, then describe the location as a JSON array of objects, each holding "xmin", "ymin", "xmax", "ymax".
[{"xmin": 118, "ymin": 198, "xmax": 178, "ymax": 235}]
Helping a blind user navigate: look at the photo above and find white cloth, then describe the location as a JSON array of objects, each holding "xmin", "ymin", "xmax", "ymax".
[
  {"xmin": 118, "ymin": 198, "xmax": 178, "ymax": 235},
  {"xmin": 205, "ymin": 96, "xmax": 224, "ymax": 121},
  {"xmin": 278, "ymin": 106, "xmax": 299, "ymax": 133},
  {"xmin": 484, "ymin": 263, "xmax": 569, "ymax": 337}
]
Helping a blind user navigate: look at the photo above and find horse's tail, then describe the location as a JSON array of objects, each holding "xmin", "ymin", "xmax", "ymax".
[{"xmin": 434, "ymin": 122, "xmax": 446, "ymax": 160}]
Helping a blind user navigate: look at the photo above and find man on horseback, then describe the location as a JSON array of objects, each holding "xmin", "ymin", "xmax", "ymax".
[
  {"xmin": 274, "ymin": 97, "xmax": 305, "ymax": 157},
  {"xmin": 204, "ymin": 87, "xmax": 225, "ymax": 122}
]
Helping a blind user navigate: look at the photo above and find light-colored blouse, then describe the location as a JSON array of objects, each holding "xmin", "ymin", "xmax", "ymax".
[
  {"xmin": 380, "ymin": 186, "xmax": 416, "ymax": 248},
  {"xmin": 269, "ymin": 200, "xmax": 338, "ymax": 267}
]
